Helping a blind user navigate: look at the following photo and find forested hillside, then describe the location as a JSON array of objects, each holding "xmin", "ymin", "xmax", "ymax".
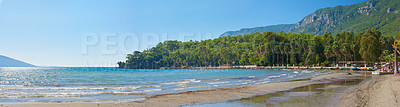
[
  {"xmin": 118, "ymin": 29, "xmax": 395, "ymax": 69},
  {"xmin": 221, "ymin": 0, "xmax": 400, "ymax": 37}
]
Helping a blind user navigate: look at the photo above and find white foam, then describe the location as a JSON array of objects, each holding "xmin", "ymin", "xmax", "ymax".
[
  {"xmin": 173, "ymin": 86, "xmax": 205, "ymax": 90},
  {"xmin": 0, "ymin": 86, "xmax": 142, "ymax": 90},
  {"xmin": 159, "ymin": 79, "xmax": 201, "ymax": 85},
  {"xmin": 207, "ymin": 81, "xmax": 230, "ymax": 84},
  {"xmin": 213, "ymin": 81, "xmax": 250, "ymax": 87},
  {"xmin": 255, "ymin": 81, "xmax": 270, "ymax": 84},
  {"xmin": 0, "ymin": 88, "xmax": 162, "ymax": 98},
  {"xmin": 302, "ymin": 70, "xmax": 313, "ymax": 73},
  {"xmin": 248, "ymin": 76, "xmax": 255, "ymax": 78},
  {"xmin": 147, "ymin": 85, "xmax": 162, "ymax": 88},
  {"xmin": 159, "ymin": 81, "xmax": 190, "ymax": 85},
  {"xmin": 213, "ymin": 79, "xmax": 221, "ymax": 81},
  {"xmin": 268, "ymin": 75, "xmax": 281, "ymax": 78},
  {"xmin": 184, "ymin": 79, "xmax": 196, "ymax": 81}
]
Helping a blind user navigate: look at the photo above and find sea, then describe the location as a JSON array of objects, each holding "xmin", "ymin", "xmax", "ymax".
[{"xmin": 0, "ymin": 67, "xmax": 330, "ymax": 103}]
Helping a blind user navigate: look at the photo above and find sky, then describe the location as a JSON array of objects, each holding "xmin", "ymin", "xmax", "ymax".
[{"xmin": 0, "ymin": 0, "xmax": 367, "ymax": 67}]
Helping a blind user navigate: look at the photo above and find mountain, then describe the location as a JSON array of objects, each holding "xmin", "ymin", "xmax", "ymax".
[
  {"xmin": 219, "ymin": 24, "xmax": 295, "ymax": 37},
  {"xmin": 220, "ymin": 0, "xmax": 400, "ymax": 37},
  {"xmin": 0, "ymin": 55, "xmax": 36, "ymax": 67}
]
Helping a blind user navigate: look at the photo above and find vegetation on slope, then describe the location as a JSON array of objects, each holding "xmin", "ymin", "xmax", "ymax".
[{"xmin": 221, "ymin": 0, "xmax": 400, "ymax": 37}]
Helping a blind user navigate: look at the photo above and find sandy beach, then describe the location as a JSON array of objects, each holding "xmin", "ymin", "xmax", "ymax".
[
  {"xmin": 339, "ymin": 74, "xmax": 400, "ymax": 107},
  {"xmin": 0, "ymin": 72, "xmax": 368, "ymax": 107}
]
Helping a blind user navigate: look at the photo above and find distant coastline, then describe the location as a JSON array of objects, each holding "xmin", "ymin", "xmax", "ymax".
[
  {"xmin": 158, "ymin": 66, "xmax": 328, "ymax": 69},
  {"xmin": 119, "ymin": 65, "xmax": 376, "ymax": 71},
  {"xmin": 0, "ymin": 55, "xmax": 35, "ymax": 67}
]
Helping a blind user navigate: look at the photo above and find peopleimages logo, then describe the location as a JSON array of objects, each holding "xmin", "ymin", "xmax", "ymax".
[{"xmin": 81, "ymin": 32, "xmax": 214, "ymax": 55}]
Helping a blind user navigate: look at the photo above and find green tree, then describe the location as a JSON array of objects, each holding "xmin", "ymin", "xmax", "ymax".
[{"xmin": 359, "ymin": 29, "xmax": 382, "ymax": 64}]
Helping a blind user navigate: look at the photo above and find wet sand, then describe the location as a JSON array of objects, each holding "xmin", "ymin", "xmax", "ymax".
[
  {"xmin": 339, "ymin": 74, "xmax": 400, "ymax": 107},
  {"xmin": 0, "ymin": 72, "xmax": 363, "ymax": 107},
  {"xmin": 188, "ymin": 74, "xmax": 371, "ymax": 107}
]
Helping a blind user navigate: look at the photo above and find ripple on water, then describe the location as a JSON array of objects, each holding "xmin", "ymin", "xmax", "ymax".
[{"xmin": 0, "ymin": 67, "xmax": 330, "ymax": 103}]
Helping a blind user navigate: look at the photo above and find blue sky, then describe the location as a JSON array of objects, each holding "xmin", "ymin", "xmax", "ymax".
[{"xmin": 0, "ymin": 0, "xmax": 367, "ymax": 67}]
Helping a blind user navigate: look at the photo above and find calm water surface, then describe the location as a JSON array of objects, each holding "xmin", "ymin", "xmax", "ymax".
[
  {"xmin": 188, "ymin": 76, "xmax": 370, "ymax": 107},
  {"xmin": 0, "ymin": 67, "xmax": 329, "ymax": 103}
]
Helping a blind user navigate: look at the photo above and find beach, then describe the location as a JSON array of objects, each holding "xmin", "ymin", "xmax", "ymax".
[
  {"xmin": 2, "ymin": 0, "xmax": 399, "ymax": 107},
  {"xmin": 339, "ymin": 74, "xmax": 400, "ymax": 107},
  {"xmin": 1, "ymin": 72, "xmax": 372, "ymax": 107}
]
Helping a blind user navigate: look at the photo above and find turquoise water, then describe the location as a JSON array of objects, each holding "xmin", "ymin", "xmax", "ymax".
[{"xmin": 0, "ymin": 67, "xmax": 329, "ymax": 103}]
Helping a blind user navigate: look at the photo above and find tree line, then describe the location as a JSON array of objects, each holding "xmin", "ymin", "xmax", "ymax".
[{"xmin": 118, "ymin": 29, "xmax": 396, "ymax": 69}]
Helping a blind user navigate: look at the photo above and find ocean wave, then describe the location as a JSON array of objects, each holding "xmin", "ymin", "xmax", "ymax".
[
  {"xmin": 213, "ymin": 79, "xmax": 221, "ymax": 81},
  {"xmin": 0, "ymin": 85, "xmax": 25, "ymax": 87},
  {"xmin": 267, "ymin": 74, "xmax": 287, "ymax": 78},
  {"xmin": 267, "ymin": 75, "xmax": 281, "ymax": 78},
  {"xmin": 173, "ymin": 86, "xmax": 205, "ymax": 90},
  {"xmin": 159, "ymin": 79, "xmax": 201, "ymax": 85},
  {"xmin": 255, "ymin": 81, "xmax": 270, "ymax": 84},
  {"xmin": 0, "ymin": 86, "xmax": 142, "ymax": 90},
  {"xmin": 159, "ymin": 81, "xmax": 190, "ymax": 85},
  {"xmin": 147, "ymin": 85, "xmax": 162, "ymax": 88},
  {"xmin": 248, "ymin": 76, "xmax": 255, "ymax": 78},
  {"xmin": 302, "ymin": 70, "xmax": 313, "ymax": 73},
  {"xmin": 0, "ymin": 89, "xmax": 162, "ymax": 98},
  {"xmin": 46, "ymin": 97, "xmax": 147, "ymax": 103},
  {"xmin": 207, "ymin": 81, "xmax": 230, "ymax": 84},
  {"xmin": 212, "ymin": 82, "xmax": 250, "ymax": 87},
  {"xmin": 184, "ymin": 79, "xmax": 201, "ymax": 83}
]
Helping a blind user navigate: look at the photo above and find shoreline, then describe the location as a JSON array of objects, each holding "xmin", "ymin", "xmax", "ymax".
[
  {"xmin": 0, "ymin": 72, "xmax": 361, "ymax": 107},
  {"xmin": 339, "ymin": 74, "xmax": 400, "ymax": 107},
  {"xmin": 119, "ymin": 66, "xmax": 376, "ymax": 71}
]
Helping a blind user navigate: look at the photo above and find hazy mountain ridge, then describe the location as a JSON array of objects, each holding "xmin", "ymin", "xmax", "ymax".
[
  {"xmin": 0, "ymin": 55, "xmax": 36, "ymax": 67},
  {"xmin": 221, "ymin": 0, "xmax": 400, "ymax": 37},
  {"xmin": 220, "ymin": 24, "xmax": 295, "ymax": 37}
]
